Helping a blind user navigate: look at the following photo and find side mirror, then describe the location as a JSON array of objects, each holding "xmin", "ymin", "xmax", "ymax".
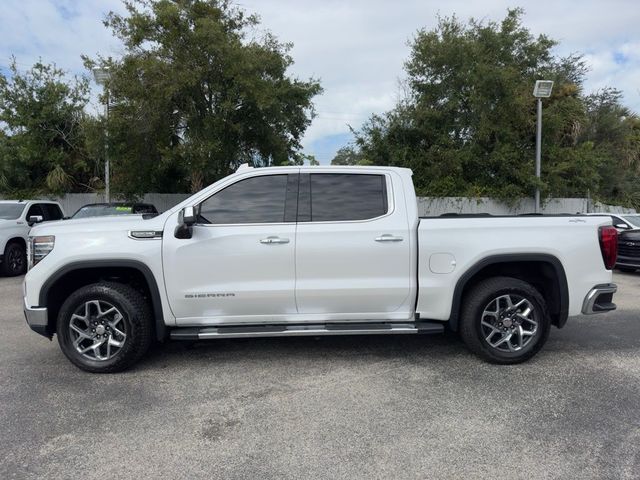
[
  {"xmin": 615, "ymin": 223, "xmax": 629, "ymax": 230},
  {"xmin": 28, "ymin": 215, "xmax": 44, "ymax": 227},
  {"xmin": 182, "ymin": 206, "xmax": 197, "ymax": 226},
  {"xmin": 175, "ymin": 206, "xmax": 197, "ymax": 239}
]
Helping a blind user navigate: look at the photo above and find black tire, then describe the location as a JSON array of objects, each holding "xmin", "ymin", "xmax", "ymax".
[
  {"xmin": 2, "ymin": 241, "xmax": 27, "ymax": 276},
  {"xmin": 56, "ymin": 282, "xmax": 153, "ymax": 373},
  {"xmin": 617, "ymin": 267, "xmax": 637, "ymax": 273},
  {"xmin": 459, "ymin": 276, "xmax": 551, "ymax": 364}
]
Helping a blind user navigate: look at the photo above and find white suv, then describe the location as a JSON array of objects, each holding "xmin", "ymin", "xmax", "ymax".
[{"xmin": 0, "ymin": 200, "xmax": 64, "ymax": 276}]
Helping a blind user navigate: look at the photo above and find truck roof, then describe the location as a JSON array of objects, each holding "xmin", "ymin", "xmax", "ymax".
[
  {"xmin": 0, "ymin": 199, "xmax": 60, "ymax": 204},
  {"xmin": 235, "ymin": 163, "xmax": 413, "ymax": 175}
]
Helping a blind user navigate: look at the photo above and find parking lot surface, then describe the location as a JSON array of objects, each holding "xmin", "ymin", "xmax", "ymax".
[{"xmin": 1, "ymin": 272, "xmax": 639, "ymax": 479}]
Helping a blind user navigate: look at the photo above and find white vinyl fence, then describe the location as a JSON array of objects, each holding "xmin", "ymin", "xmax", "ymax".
[
  {"xmin": 417, "ymin": 197, "xmax": 636, "ymax": 216},
  {"xmin": 1, "ymin": 193, "xmax": 636, "ymax": 217},
  {"xmin": 0, "ymin": 193, "xmax": 191, "ymax": 216}
]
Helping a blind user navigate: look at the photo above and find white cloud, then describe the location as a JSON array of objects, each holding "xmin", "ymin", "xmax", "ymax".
[{"xmin": 2, "ymin": 0, "xmax": 640, "ymax": 161}]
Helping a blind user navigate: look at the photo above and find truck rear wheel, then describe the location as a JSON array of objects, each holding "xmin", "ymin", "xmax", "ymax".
[
  {"xmin": 56, "ymin": 282, "xmax": 153, "ymax": 373},
  {"xmin": 459, "ymin": 276, "xmax": 551, "ymax": 364}
]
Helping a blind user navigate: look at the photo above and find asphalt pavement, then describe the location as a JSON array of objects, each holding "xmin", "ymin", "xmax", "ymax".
[{"xmin": 1, "ymin": 272, "xmax": 639, "ymax": 479}]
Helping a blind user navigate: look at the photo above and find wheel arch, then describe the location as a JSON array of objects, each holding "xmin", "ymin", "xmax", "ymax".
[
  {"xmin": 39, "ymin": 260, "xmax": 167, "ymax": 341},
  {"xmin": 4, "ymin": 236, "xmax": 26, "ymax": 251},
  {"xmin": 448, "ymin": 254, "xmax": 569, "ymax": 331}
]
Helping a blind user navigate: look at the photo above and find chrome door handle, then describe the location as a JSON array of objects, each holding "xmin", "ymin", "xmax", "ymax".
[
  {"xmin": 260, "ymin": 236, "xmax": 290, "ymax": 244},
  {"xmin": 375, "ymin": 234, "xmax": 404, "ymax": 242}
]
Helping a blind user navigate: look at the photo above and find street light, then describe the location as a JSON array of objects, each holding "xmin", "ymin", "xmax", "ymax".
[
  {"xmin": 93, "ymin": 67, "xmax": 111, "ymax": 203},
  {"xmin": 532, "ymin": 80, "xmax": 554, "ymax": 213}
]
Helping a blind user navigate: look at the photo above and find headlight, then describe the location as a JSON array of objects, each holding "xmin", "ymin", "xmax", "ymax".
[{"xmin": 28, "ymin": 235, "xmax": 55, "ymax": 269}]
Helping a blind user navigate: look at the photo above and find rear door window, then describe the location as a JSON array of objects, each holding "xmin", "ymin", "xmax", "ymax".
[{"xmin": 305, "ymin": 173, "xmax": 388, "ymax": 222}]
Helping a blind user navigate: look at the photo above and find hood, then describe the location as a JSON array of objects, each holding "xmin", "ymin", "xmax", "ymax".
[
  {"xmin": 29, "ymin": 212, "xmax": 169, "ymax": 237},
  {"xmin": 0, "ymin": 218, "xmax": 17, "ymax": 228}
]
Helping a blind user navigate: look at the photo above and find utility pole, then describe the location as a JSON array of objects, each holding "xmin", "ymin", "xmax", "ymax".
[
  {"xmin": 532, "ymin": 80, "xmax": 554, "ymax": 214},
  {"xmin": 535, "ymin": 97, "xmax": 542, "ymax": 213},
  {"xmin": 93, "ymin": 68, "xmax": 111, "ymax": 202}
]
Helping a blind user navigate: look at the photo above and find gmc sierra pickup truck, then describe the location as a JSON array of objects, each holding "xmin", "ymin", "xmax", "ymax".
[{"xmin": 23, "ymin": 165, "xmax": 619, "ymax": 372}]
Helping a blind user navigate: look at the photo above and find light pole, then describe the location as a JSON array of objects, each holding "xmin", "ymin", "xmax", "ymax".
[
  {"xmin": 93, "ymin": 67, "xmax": 111, "ymax": 203},
  {"xmin": 532, "ymin": 80, "xmax": 554, "ymax": 213}
]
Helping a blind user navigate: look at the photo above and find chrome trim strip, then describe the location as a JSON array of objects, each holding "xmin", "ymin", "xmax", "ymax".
[
  {"xmin": 581, "ymin": 284, "xmax": 617, "ymax": 315},
  {"xmin": 23, "ymin": 298, "xmax": 48, "ymax": 327},
  {"xmin": 128, "ymin": 230, "xmax": 163, "ymax": 240}
]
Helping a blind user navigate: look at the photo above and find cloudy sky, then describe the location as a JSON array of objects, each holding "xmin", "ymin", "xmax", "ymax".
[{"xmin": 1, "ymin": 0, "xmax": 639, "ymax": 163}]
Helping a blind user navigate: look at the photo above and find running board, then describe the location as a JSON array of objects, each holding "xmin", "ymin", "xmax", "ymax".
[{"xmin": 170, "ymin": 322, "xmax": 444, "ymax": 341}]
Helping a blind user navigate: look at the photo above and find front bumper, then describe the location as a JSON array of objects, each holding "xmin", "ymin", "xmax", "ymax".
[
  {"xmin": 581, "ymin": 284, "xmax": 617, "ymax": 315},
  {"xmin": 23, "ymin": 297, "xmax": 50, "ymax": 337}
]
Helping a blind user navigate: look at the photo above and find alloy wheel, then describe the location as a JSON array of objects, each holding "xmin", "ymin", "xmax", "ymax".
[
  {"xmin": 68, "ymin": 300, "xmax": 127, "ymax": 361},
  {"xmin": 480, "ymin": 294, "xmax": 538, "ymax": 352},
  {"xmin": 7, "ymin": 247, "xmax": 24, "ymax": 273}
]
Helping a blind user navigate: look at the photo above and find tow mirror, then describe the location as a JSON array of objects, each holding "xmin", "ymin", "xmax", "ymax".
[
  {"xmin": 175, "ymin": 206, "xmax": 197, "ymax": 239},
  {"xmin": 28, "ymin": 215, "xmax": 44, "ymax": 227}
]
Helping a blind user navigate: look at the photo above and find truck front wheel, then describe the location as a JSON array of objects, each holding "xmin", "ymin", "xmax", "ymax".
[
  {"xmin": 56, "ymin": 282, "xmax": 153, "ymax": 373},
  {"xmin": 2, "ymin": 242, "xmax": 26, "ymax": 276},
  {"xmin": 459, "ymin": 276, "xmax": 551, "ymax": 364}
]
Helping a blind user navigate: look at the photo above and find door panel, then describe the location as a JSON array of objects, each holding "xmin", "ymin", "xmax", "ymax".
[
  {"xmin": 163, "ymin": 222, "xmax": 297, "ymax": 323},
  {"xmin": 162, "ymin": 172, "xmax": 298, "ymax": 324},
  {"xmin": 295, "ymin": 172, "xmax": 412, "ymax": 316}
]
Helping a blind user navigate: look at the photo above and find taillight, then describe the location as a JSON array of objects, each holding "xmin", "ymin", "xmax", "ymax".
[{"xmin": 598, "ymin": 226, "xmax": 618, "ymax": 270}]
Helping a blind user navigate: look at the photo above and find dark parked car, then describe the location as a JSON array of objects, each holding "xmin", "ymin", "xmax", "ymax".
[
  {"xmin": 616, "ymin": 229, "xmax": 640, "ymax": 273},
  {"xmin": 71, "ymin": 203, "xmax": 158, "ymax": 219}
]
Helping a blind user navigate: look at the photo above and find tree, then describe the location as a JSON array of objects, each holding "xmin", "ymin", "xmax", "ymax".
[
  {"xmin": 581, "ymin": 89, "xmax": 640, "ymax": 205},
  {"xmin": 0, "ymin": 60, "xmax": 95, "ymax": 196},
  {"xmin": 351, "ymin": 9, "xmax": 640, "ymax": 207},
  {"xmin": 331, "ymin": 145, "xmax": 368, "ymax": 165},
  {"xmin": 86, "ymin": 0, "xmax": 322, "ymax": 194}
]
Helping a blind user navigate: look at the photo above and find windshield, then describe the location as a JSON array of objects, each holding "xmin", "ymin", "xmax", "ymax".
[
  {"xmin": 623, "ymin": 215, "xmax": 640, "ymax": 228},
  {"xmin": 72, "ymin": 205, "xmax": 134, "ymax": 219},
  {"xmin": 0, "ymin": 204, "xmax": 25, "ymax": 220}
]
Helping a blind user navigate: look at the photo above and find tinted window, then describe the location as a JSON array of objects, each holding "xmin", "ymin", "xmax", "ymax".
[
  {"xmin": 44, "ymin": 204, "xmax": 63, "ymax": 220},
  {"xmin": 132, "ymin": 204, "xmax": 158, "ymax": 214},
  {"xmin": 309, "ymin": 174, "xmax": 387, "ymax": 222},
  {"xmin": 26, "ymin": 204, "xmax": 44, "ymax": 219},
  {"xmin": 199, "ymin": 175, "xmax": 288, "ymax": 224}
]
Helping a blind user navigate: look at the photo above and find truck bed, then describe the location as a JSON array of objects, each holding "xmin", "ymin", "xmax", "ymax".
[{"xmin": 416, "ymin": 215, "xmax": 613, "ymax": 323}]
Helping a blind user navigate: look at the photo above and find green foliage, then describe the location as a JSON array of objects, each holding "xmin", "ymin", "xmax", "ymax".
[
  {"xmin": 330, "ymin": 145, "xmax": 372, "ymax": 166},
  {"xmin": 0, "ymin": 60, "xmax": 94, "ymax": 196},
  {"xmin": 352, "ymin": 9, "xmax": 640, "ymax": 207},
  {"xmin": 297, "ymin": 153, "xmax": 319, "ymax": 166},
  {"xmin": 86, "ymin": 0, "xmax": 322, "ymax": 194}
]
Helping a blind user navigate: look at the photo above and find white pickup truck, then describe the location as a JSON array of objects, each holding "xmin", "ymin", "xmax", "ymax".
[
  {"xmin": 0, "ymin": 200, "xmax": 64, "ymax": 276},
  {"xmin": 23, "ymin": 166, "xmax": 619, "ymax": 372}
]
